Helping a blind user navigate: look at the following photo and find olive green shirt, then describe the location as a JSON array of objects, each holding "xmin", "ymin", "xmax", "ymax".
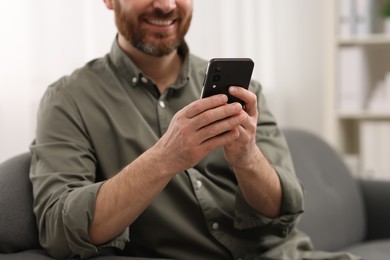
[{"xmin": 29, "ymin": 39, "xmax": 357, "ymax": 260}]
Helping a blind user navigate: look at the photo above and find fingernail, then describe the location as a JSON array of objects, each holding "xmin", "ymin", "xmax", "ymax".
[
  {"xmin": 220, "ymin": 94, "xmax": 228, "ymax": 103},
  {"xmin": 233, "ymin": 103, "xmax": 242, "ymax": 111},
  {"xmin": 229, "ymin": 86, "xmax": 237, "ymax": 93}
]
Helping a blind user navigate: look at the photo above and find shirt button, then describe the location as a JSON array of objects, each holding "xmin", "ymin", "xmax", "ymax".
[
  {"xmin": 212, "ymin": 222, "xmax": 219, "ymax": 230},
  {"xmin": 131, "ymin": 77, "xmax": 138, "ymax": 85},
  {"xmin": 195, "ymin": 180, "xmax": 202, "ymax": 189},
  {"xmin": 141, "ymin": 76, "xmax": 148, "ymax": 84},
  {"xmin": 159, "ymin": 100, "xmax": 166, "ymax": 108}
]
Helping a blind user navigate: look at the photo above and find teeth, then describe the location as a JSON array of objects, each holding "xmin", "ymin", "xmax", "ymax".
[{"xmin": 148, "ymin": 19, "xmax": 173, "ymax": 26}]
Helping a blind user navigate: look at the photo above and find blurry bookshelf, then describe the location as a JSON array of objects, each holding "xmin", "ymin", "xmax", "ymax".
[{"xmin": 335, "ymin": 0, "xmax": 390, "ymax": 180}]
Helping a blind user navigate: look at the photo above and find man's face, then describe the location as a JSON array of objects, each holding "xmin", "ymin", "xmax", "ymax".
[{"xmin": 112, "ymin": 0, "xmax": 193, "ymax": 57}]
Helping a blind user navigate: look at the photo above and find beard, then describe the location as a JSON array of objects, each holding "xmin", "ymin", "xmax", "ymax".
[{"xmin": 113, "ymin": 3, "xmax": 192, "ymax": 57}]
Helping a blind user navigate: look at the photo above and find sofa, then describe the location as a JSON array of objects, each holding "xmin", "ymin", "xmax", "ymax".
[
  {"xmin": 1, "ymin": 128, "xmax": 390, "ymax": 259},
  {"xmin": 284, "ymin": 128, "xmax": 390, "ymax": 260}
]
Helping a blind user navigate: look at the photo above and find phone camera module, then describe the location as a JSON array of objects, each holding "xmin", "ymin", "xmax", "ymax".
[{"xmin": 212, "ymin": 74, "xmax": 221, "ymax": 82}]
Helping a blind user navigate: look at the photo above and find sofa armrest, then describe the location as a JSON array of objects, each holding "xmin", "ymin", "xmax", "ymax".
[
  {"xmin": 359, "ymin": 179, "xmax": 390, "ymax": 240},
  {"xmin": 0, "ymin": 152, "xmax": 42, "ymax": 253}
]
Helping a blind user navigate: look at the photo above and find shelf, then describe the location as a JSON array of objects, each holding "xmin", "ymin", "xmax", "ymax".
[
  {"xmin": 338, "ymin": 111, "xmax": 390, "ymax": 120},
  {"xmin": 331, "ymin": 0, "xmax": 390, "ymax": 178},
  {"xmin": 338, "ymin": 34, "xmax": 390, "ymax": 46}
]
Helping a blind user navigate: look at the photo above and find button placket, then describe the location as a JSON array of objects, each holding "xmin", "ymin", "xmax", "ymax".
[{"xmin": 131, "ymin": 76, "xmax": 138, "ymax": 86}]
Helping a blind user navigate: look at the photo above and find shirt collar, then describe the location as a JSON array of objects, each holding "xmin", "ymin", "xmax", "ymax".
[{"xmin": 109, "ymin": 36, "xmax": 190, "ymax": 90}]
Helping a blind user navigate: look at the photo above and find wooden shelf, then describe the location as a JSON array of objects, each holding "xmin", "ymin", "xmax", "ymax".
[
  {"xmin": 338, "ymin": 34, "xmax": 390, "ymax": 46},
  {"xmin": 338, "ymin": 111, "xmax": 390, "ymax": 120},
  {"xmin": 329, "ymin": 0, "xmax": 390, "ymax": 179}
]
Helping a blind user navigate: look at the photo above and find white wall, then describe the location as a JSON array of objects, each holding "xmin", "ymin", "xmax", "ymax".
[
  {"xmin": 271, "ymin": 1, "xmax": 328, "ymax": 133},
  {"xmin": 0, "ymin": 0, "xmax": 329, "ymax": 162},
  {"xmin": 0, "ymin": 1, "xmax": 116, "ymax": 161}
]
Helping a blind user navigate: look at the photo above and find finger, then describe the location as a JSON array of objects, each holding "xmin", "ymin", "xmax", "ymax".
[
  {"xmin": 228, "ymin": 87, "xmax": 257, "ymax": 117},
  {"xmin": 238, "ymin": 111, "xmax": 256, "ymax": 132},
  {"xmin": 185, "ymin": 94, "xmax": 228, "ymax": 118},
  {"xmin": 200, "ymin": 128, "xmax": 240, "ymax": 150},
  {"xmin": 195, "ymin": 102, "xmax": 243, "ymax": 129},
  {"xmin": 197, "ymin": 113, "xmax": 246, "ymax": 142}
]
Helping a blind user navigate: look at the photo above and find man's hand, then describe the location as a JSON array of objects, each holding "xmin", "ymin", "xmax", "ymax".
[
  {"xmin": 222, "ymin": 86, "xmax": 259, "ymax": 169},
  {"xmin": 153, "ymin": 94, "xmax": 247, "ymax": 176}
]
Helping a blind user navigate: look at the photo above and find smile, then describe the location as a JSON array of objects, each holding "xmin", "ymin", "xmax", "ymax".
[{"xmin": 147, "ymin": 19, "xmax": 175, "ymax": 26}]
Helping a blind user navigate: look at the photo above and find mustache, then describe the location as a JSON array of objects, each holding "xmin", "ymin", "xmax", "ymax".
[{"xmin": 145, "ymin": 9, "xmax": 178, "ymax": 19}]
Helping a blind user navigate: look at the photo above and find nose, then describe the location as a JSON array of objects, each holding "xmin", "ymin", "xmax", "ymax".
[{"xmin": 153, "ymin": 0, "xmax": 176, "ymax": 13}]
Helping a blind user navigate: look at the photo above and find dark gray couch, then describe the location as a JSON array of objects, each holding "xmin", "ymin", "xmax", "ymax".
[
  {"xmin": 1, "ymin": 128, "xmax": 390, "ymax": 259},
  {"xmin": 284, "ymin": 129, "xmax": 390, "ymax": 260}
]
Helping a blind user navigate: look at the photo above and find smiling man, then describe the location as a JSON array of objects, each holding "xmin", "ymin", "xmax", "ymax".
[{"xmin": 29, "ymin": 1, "xmax": 359, "ymax": 259}]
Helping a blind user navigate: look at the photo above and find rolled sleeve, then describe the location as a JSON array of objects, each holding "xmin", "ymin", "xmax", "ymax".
[
  {"xmin": 30, "ymin": 170, "xmax": 129, "ymax": 259},
  {"xmin": 234, "ymin": 177, "xmax": 302, "ymax": 238},
  {"xmin": 30, "ymin": 146, "xmax": 130, "ymax": 258},
  {"xmin": 62, "ymin": 183, "xmax": 129, "ymax": 258}
]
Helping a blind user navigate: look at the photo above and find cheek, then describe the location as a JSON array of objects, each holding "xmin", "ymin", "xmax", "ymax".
[
  {"xmin": 178, "ymin": 0, "xmax": 193, "ymax": 15},
  {"xmin": 115, "ymin": 0, "xmax": 149, "ymax": 15}
]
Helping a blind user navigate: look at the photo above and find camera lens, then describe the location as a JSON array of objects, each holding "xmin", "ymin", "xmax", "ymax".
[{"xmin": 212, "ymin": 74, "xmax": 221, "ymax": 82}]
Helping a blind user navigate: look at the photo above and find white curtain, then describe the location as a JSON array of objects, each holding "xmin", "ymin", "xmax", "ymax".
[
  {"xmin": 0, "ymin": 0, "xmax": 328, "ymax": 161},
  {"xmin": 0, "ymin": 1, "xmax": 116, "ymax": 161}
]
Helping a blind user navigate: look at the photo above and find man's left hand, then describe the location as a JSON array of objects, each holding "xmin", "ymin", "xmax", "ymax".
[{"xmin": 223, "ymin": 86, "xmax": 260, "ymax": 170}]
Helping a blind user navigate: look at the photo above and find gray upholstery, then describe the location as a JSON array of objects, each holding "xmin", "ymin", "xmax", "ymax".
[
  {"xmin": 0, "ymin": 153, "xmax": 169, "ymax": 260},
  {"xmin": 283, "ymin": 128, "xmax": 390, "ymax": 260},
  {"xmin": 359, "ymin": 179, "xmax": 390, "ymax": 240},
  {"xmin": 283, "ymin": 129, "xmax": 366, "ymax": 250},
  {"xmin": 0, "ymin": 153, "xmax": 40, "ymax": 252},
  {"xmin": 1, "ymin": 128, "xmax": 390, "ymax": 259}
]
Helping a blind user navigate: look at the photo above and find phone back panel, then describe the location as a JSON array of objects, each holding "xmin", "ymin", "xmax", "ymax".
[{"xmin": 201, "ymin": 58, "xmax": 254, "ymax": 104}]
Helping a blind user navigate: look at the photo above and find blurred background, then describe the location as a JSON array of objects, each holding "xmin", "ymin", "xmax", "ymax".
[{"xmin": 1, "ymin": 0, "xmax": 390, "ymax": 180}]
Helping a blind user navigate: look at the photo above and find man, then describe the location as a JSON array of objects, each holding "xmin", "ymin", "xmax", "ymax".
[{"xmin": 30, "ymin": 0, "xmax": 358, "ymax": 259}]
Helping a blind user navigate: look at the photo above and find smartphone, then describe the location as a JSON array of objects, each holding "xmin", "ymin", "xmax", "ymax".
[{"xmin": 200, "ymin": 58, "xmax": 254, "ymax": 105}]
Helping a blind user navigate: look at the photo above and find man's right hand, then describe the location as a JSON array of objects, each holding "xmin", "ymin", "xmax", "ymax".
[{"xmin": 152, "ymin": 94, "xmax": 247, "ymax": 177}]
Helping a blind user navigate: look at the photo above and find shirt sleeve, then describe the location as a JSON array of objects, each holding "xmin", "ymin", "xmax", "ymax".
[
  {"xmin": 233, "ymin": 80, "xmax": 304, "ymax": 237},
  {"xmin": 29, "ymin": 82, "xmax": 129, "ymax": 259}
]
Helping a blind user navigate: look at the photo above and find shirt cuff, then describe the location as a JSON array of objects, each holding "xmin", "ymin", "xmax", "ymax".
[
  {"xmin": 233, "ymin": 166, "xmax": 304, "ymax": 237},
  {"xmin": 62, "ymin": 182, "xmax": 129, "ymax": 258}
]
